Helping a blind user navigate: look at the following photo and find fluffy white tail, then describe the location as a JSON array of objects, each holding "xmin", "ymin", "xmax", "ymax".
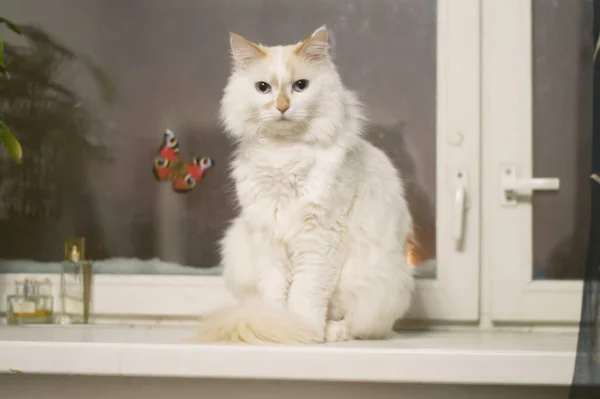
[{"xmin": 194, "ymin": 302, "xmax": 322, "ymax": 345}]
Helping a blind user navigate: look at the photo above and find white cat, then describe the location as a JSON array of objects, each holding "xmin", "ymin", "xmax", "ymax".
[{"xmin": 195, "ymin": 26, "xmax": 415, "ymax": 344}]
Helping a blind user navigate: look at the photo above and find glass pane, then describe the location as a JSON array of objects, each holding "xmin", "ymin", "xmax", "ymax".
[
  {"xmin": 532, "ymin": 0, "xmax": 593, "ymax": 280},
  {"xmin": 0, "ymin": 0, "xmax": 437, "ymax": 278}
]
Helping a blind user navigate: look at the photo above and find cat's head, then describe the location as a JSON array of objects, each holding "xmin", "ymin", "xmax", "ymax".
[{"xmin": 220, "ymin": 26, "xmax": 348, "ymax": 144}]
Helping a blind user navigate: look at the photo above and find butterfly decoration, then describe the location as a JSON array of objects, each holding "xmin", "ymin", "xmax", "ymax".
[{"xmin": 152, "ymin": 129, "xmax": 214, "ymax": 193}]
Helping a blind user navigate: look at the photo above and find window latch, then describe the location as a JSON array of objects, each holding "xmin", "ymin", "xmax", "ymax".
[{"xmin": 500, "ymin": 166, "xmax": 560, "ymax": 206}]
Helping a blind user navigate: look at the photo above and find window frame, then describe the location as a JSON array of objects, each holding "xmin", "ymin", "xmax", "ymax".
[
  {"xmin": 424, "ymin": 0, "xmax": 481, "ymax": 322},
  {"xmin": 0, "ymin": 0, "xmax": 482, "ymax": 323},
  {"xmin": 482, "ymin": 0, "xmax": 583, "ymax": 323}
]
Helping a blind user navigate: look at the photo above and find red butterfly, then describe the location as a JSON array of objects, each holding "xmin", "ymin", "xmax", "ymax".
[{"xmin": 152, "ymin": 129, "xmax": 214, "ymax": 193}]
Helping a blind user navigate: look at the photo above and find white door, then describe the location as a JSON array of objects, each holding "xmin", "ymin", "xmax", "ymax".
[{"xmin": 484, "ymin": 0, "xmax": 591, "ymax": 323}]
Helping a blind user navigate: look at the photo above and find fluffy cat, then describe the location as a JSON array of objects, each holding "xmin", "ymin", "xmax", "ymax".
[{"xmin": 195, "ymin": 26, "xmax": 415, "ymax": 344}]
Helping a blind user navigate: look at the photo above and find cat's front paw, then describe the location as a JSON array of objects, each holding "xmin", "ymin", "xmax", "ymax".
[{"xmin": 326, "ymin": 320, "xmax": 352, "ymax": 342}]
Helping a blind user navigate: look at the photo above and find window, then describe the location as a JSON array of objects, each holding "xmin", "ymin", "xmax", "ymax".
[
  {"xmin": 0, "ymin": 0, "xmax": 481, "ymax": 323},
  {"xmin": 0, "ymin": 0, "xmax": 588, "ymax": 327},
  {"xmin": 483, "ymin": 0, "xmax": 591, "ymax": 323}
]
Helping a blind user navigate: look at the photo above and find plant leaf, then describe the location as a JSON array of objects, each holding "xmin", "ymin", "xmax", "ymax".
[
  {"xmin": 0, "ymin": 119, "xmax": 23, "ymax": 163},
  {"xmin": 18, "ymin": 25, "xmax": 74, "ymax": 59},
  {"xmin": 0, "ymin": 17, "xmax": 22, "ymax": 34}
]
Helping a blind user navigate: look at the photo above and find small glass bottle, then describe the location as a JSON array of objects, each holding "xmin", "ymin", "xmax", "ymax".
[
  {"xmin": 56, "ymin": 237, "xmax": 93, "ymax": 324},
  {"xmin": 7, "ymin": 278, "xmax": 54, "ymax": 325}
]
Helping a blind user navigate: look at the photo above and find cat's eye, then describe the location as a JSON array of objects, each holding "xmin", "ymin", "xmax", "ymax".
[
  {"xmin": 255, "ymin": 81, "xmax": 271, "ymax": 94},
  {"xmin": 292, "ymin": 79, "xmax": 309, "ymax": 92}
]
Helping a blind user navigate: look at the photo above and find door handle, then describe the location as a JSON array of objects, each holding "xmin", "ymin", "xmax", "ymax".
[
  {"xmin": 452, "ymin": 169, "xmax": 468, "ymax": 250},
  {"xmin": 500, "ymin": 166, "xmax": 560, "ymax": 206}
]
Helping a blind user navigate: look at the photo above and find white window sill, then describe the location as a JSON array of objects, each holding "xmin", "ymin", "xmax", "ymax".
[{"xmin": 0, "ymin": 325, "xmax": 576, "ymax": 386}]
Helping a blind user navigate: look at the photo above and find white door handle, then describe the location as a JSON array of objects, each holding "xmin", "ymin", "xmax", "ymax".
[
  {"xmin": 501, "ymin": 166, "xmax": 560, "ymax": 206},
  {"xmin": 452, "ymin": 169, "xmax": 467, "ymax": 250},
  {"xmin": 452, "ymin": 183, "xmax": 466, "ymax": 247},
  {"xmin": 502, "ymin": 178, "xmax": 559, "ymax": 192}
]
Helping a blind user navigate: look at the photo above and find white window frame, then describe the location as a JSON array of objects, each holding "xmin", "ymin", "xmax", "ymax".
[
  {"xmin": 0, "ymin": 0, "xmax": 482, "ymax": 323},
  {"xmin": 482, "ymin": 0, "xmax": 583, "ymax": 323}
]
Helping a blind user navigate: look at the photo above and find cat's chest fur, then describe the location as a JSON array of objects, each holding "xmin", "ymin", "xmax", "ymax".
[{"xmin": 233, "ymin": 145, "xmax": 317, "ymax": 224}]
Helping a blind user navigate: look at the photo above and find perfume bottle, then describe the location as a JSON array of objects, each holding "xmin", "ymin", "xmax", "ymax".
[
  {"xmin": 7, "ymin": 278, "xmax": 54, "ymax": 325},
  {"xmin": 56, "ymin": 237, "xmax": 93, "ymax": 324}
]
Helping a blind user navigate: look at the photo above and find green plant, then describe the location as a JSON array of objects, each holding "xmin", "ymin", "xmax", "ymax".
[
  {"xmin": 0, "ymin": 16, "xmax": 23, "ymax": 163},
  {"xmin": 0, "ymin": 22, "xmax": 116, "ymax": 220}
]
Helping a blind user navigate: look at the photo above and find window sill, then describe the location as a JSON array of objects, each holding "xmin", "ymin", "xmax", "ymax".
[{"xmin": 0, "ymin": 325, "xmax": 576, "ymax": 386}]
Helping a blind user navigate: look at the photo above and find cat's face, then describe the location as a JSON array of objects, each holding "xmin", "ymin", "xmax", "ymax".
[{"xmin": 220, "ymin": 26, "xmax": 342, "ymax": 141}]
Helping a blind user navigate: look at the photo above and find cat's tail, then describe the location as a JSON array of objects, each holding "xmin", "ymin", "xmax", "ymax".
[{"xmin": 193, "ymin": 301, "xmax": 322, "ymax": 345}]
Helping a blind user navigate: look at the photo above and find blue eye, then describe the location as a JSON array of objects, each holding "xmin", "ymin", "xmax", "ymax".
[
  {"xmin": 157, "ymin": 158, "xmax": 168, "ymax": 167},
  {"xmin": 255, "ymin": 81, "xmax": 271, "ymax": 94},
  {"xmin": 186, "ymin": 176, "xmax": 195, "ymax": 185},
  {"xmin": 292, "ymin": 79, "xmax": 309, "ymax": 92}
]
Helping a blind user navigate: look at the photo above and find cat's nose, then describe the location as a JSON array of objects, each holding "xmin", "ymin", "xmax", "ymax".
[{"xmin": 276, "ymin": 105, "xmax": 290, "ymax": 114}]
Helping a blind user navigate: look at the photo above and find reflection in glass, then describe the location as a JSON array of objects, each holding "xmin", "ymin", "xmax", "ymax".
[
  {"xmin": 532, "ymin": 0, "xmax": 593, "ymax": 280},
  {"xmin": 1, "ymin": 0, "xmax": 437, "ymax": 277}
]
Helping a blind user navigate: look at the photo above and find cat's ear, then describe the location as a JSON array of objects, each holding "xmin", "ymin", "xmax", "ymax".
[
  {"xmin": 229, "ymin": 33, "xmax": 266, "ymax": 69},
  {"xmin": 294, "ymin": 26, "xmax": 329, "ymax": 64}
]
